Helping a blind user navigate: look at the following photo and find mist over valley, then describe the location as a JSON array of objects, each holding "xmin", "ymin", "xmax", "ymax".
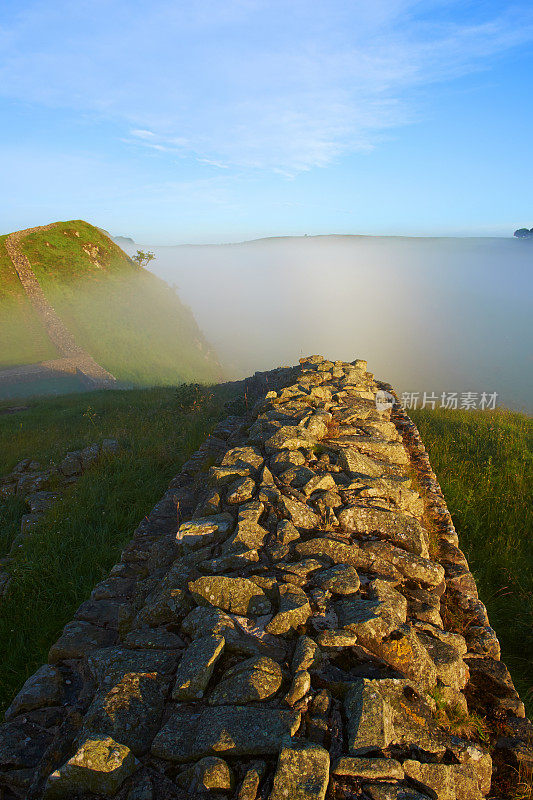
[{"xmin": 121, "ymin": 234, "xmax": 532, "ymax": 410}]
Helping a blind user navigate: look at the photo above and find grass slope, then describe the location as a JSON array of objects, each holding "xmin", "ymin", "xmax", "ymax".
[
  {"xmin": 0, "ymin": 383, "xmax": 239, "ymax": 712},
  {"xmin": 411, "ymin": 407, "xmax": 533, "ymax": 716},
  {"xmin": 0, "ymin": 234, "xmax": 58, "ymax": 367},
  {"xmin": 2, "ymin": 220, "xmax": 221, "ymax": 385}
]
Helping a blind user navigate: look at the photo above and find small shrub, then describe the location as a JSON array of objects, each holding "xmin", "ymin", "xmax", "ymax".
[{"xmin": 175, "ymin": 383, "xmax": 212, "ymax": 413}]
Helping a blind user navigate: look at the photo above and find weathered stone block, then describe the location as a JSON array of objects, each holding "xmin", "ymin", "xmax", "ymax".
[
  {"xmin": 188, "ymin": 576, "xmax": 272, "ymax": 616},
  {"xmin": 209, "ymin": 655, "xmax": 282, "ymax": 704},
  {"xmin": 344, "ymin": 680, "xmax": 395, "ymax": 754},
  {"xmin": 269, "ymin": 741, "xmax": 330, "ymax": 800},
  {"xmin": 151, "ymin": 706, "xmax": 301, "ymax": 761},
  {"xmin": 43, "ymin": 736, "xmax": 139, "ymax": 798},
  {"xmin": 266, "ymin": 584, "xmax": 311, "ymax": 635},
  {"xmin": 172, "ymin": 634, "xmax": 225, "ymax": 700}
]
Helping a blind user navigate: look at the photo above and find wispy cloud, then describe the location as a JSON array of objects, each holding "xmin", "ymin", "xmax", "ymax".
[{"xmin": 1, "ymin": 0, "xmax": 532, "ymax": 174}]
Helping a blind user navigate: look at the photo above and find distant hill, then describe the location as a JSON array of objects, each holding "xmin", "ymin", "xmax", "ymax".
[
  {"xmin": 0, "ymin": 220, "xmax": 221, "ymax": 393},
  {"xmin": 113, "ymin": 235, "xmax": 136, "ymax": 247}
]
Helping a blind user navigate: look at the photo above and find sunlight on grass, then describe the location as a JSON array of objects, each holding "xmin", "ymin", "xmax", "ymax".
[
  {"xmin": 0, "ymin": 383, "xmax": 238, "ymax": 713},
  {"xmin": 411, "ymin": 406, "xmax": 533, "ymax": 717}
]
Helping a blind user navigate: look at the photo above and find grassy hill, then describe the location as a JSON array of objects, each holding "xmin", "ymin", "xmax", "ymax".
[
  {"xmin": 1, "ymin": 220, "xmax": 221, "ymax": 387},
  {"xmin": 0, "ymin": 234, "xmax": 59, "ymax": 367}
]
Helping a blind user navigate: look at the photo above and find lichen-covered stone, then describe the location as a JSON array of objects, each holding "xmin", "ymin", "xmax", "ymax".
[
  {"xmin": 177, "ymin": 513, "xmax": 233, "ymax": 553},
  {"xmin": 209, "ymin": 656, "xmax": 282, "ymax": 704},
  {"xmin": 172, "ymin": 635, "xmax": 225, "ymax": 700},
  {"xmin": 48, "ymin": 620, "xmax": 116, "ymax": 662},
  {"xmin": 189, "ymin": 576, "xmax": 272, "ymax": 616},
  {"xmin": 278, "ymin": 558, "xmax": 324, "ymax": 585},
  {"xmin": 87, "ymin": 647, "xmax": 178, "ymax": 683},
  {"xmin": 4, "ymin": 664, "xmax": 63, "ymax": 720},
  {"xmin": 294, "ymin": 537, "xmax": 395, "ymax": 577},
  {"xmin": 332, "ymin": 757, "xmax": 403, "ymax": 779},
  {"xmin": 302, "ymin": 473, "xmax": 337, "ymax": 495},
  {"xmin": 367, "ymin": 624, "xmax": 438, "ymax": 691},
  {"xmin": 265, "ymin": 426, "xmax": 316, "ymax": 452},
  {"xmin": 222, "ymin": 446, "xmax": 264, "ymax": 472},
  {"xmin": 83, "ymin": 671, "xmax": 169, "ymax": 754},
  {"xmin": 334, "ymin": 447, "xmax": 384, "ymax": 477},
  {"xmin": 270, "ymin": 450, "xmax": 306, "ymax": 473},
  {"xmin": 285, "ymin": 669, "xmax": 311, "ymax": 706},
  {"xmin": 236, "ymin": 760, "xmax": 266, "ymax": 800},
  {"xmin": 43, "ymin": 736, "xmax": 139, "ymax": 798},
  {"xmin": 0, "ymin": 719, "xmax": 53, "ymax": 770},
  {"xmin": 181, "ymin": 605, "xmax": 235, "ymax": 637},
  {"xmin": 276, "ymin": 519, "xmax": 301, "ymax": 545},
  {"xmin": 269, "ymin": 741, "xmax": 330, "ymax": 800},
  {"xmin": 279, "ymin": 465, "xmax": 316, "ymax": 488},
  {"xmin": 403, "ymin": 760, "xmax": 456, "ymax": 800},
  {"xmin": 292, "ymin": 635, "xmax": 322, "ymax": 672},
  {"xmin": 363, "ymin": 784, "xmax": 431, "ymax": 800},
  {"xmin": 266, "ymin": 584, "xmax": 311, "ymax": 635},
  {"xmin": 367, "ymin": 678, "xmax": 449, "ymax": 756},
  {"xmin": 135, "ymin": 586, "xmax": 188, "ymax": 626},
  {"xmin": 177, "ymin": 756, "xmax": 234, "ymax": 792},
  {"xmin": 316, "ymin": 629, "xmax": 358, "ymax": 648},
  {"xmin": 464, "ymin": 625, "xmax": 501, "ymax": 659},
  {"xmin": 338, "ymin": 507, "xmax": 428, "ymax": 557},
  {"xmin": 312, "ymin": 564, "xmax": 360, "ymax": 595},
  {"xmin": 416, "ymin": 629, "xmax": 468, "ymax": 690},
  {"xmin": 227, "ymin": 476, "xmax": 256, "ymax": 504},
  {"xmin": 335, "ymin": 579, "xmax": 407, "ymax": 641},
  {"xmin": 362, "ymin": 539, "xmax": 445, "ymax": 586},
  {"xmin": 122, "ymin": 626, "xmax": 184, "ymax": 650},
  {"xmin": 224, "ymin": 520, "xmax": 269, "ymax": 553},
  {"xmin": 278, "ymin": 495, "xmax": 320, "ymax": 529},
  {"xmin": 151, "ymin": 706, "xmax": 301, "ymax": 761},
  {"xmin": 344, "ymin": 680, "xmax": 395, "ymax": 754}
]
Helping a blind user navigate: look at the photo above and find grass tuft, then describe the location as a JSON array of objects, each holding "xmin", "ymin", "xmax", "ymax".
[{"xmin": 431, "ymin": 686, "xmax": 490, "ymax": 743}]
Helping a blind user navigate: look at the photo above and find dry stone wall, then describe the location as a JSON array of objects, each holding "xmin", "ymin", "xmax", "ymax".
[{"xmin": 0, "ymin": 355, "xmax": 530, "ymax": 800}]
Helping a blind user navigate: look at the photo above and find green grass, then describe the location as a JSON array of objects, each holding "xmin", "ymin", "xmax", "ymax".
[
  {"xmin": 19, "ymin": 220, "xmax": 221, "ymax": 385},
  {"xmin": 0, "ymin": 497, "xmax": 27, "ymax": 559},
  {"xmin": 0, "ymin": 383, "xmax": 238, "ymax": 713},
  {"xmin": 411, "ymin": 407, "xmax": 533, "ymax": 717},
  {"xmin": 0, "ymin": 234, "xmax": 59, "ymax": 367}
]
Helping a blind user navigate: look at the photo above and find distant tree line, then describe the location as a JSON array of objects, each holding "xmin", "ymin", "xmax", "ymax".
[{"xmin": 514, "ymin": 227, "xmax": 533, "ymax": 239}]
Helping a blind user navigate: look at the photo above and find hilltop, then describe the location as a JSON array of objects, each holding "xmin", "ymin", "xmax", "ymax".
[{"xmin": 0, "ymin": 220, "xmax": 221, "ymax": 396}]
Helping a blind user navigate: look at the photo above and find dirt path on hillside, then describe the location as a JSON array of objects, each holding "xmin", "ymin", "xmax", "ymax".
[{"xmin": 5, "ymin": 224, "xmax": 116, "ymax": 388}]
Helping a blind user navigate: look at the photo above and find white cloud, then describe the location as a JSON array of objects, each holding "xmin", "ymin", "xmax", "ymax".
[
  {"xmin": 0, "ymin": 0, "xmax": 532, "ymax": 173},
  {"xmin": 130, "ymin": 129, "xmax": 156, "ymax": 139}
]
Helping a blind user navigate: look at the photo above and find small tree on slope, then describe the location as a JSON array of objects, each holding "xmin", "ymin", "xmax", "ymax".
[{"xmin": 131, "ymin": 249, "xmax": 156, "ymax": 267}]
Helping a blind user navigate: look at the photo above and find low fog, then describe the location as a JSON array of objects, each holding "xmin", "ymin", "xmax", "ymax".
[{"xmin": 124, "ymin": 236, "xmax": 531, "ymax": 410}]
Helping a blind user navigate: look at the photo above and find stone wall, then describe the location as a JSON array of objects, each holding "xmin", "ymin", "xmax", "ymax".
[{"xmin": 0, "ymin": 356, "xmax": 530, "ymax": 799}]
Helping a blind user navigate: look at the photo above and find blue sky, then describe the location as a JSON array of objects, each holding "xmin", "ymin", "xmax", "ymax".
[{"xmin": 1, "ymin": 0, "xmax": 532, "ymax": 243}]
